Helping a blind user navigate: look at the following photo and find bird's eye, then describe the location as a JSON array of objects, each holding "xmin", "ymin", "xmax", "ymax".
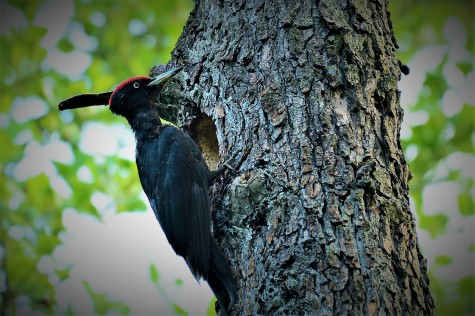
[{"xmin": 133, "ymin": 82, "xmax": 140, "ymax": 88}]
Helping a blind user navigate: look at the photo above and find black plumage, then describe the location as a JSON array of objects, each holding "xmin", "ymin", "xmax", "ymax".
[{"xmin": 59, "ymin": 67, "xmax": 236, "ymax": 313}]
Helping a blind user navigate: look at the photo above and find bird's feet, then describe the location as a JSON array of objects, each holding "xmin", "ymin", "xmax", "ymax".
[{"xmin": 208, "ymin": 152, "xmax": 239, "ymax": 185}]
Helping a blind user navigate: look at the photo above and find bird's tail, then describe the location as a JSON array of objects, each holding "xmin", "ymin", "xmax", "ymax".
[{"xmin": 206, "ymin": 239, "xmax": 237, "ymax": 315}]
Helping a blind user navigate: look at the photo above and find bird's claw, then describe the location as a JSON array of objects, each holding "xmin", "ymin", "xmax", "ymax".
[
  {"xmin": 222, "ymin": 162, "xmax": 238, "ymax": 174},
  {"xmin": 222, "ymin": 150, "xmax": 240, "ymax": 173},
  {"xmin": 208, "ymin": 152, "xmax": 240, "ymax": 185}
]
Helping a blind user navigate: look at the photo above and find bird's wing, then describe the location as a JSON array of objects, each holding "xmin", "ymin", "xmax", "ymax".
[{"xmin": 137, "ymin": 126, "xmax": 211, "ymax": 279}]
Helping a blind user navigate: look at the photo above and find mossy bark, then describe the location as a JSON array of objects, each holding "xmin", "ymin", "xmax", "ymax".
[{"xmin": 153, "ymin": 0, "xmax": 434, "ymax": 314}]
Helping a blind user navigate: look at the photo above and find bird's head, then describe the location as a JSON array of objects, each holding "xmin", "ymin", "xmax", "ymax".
[
  {"xmin": 58, "ymin": 66, "xmax": 183, "ymax": 118},
  {"xmin": 108, "ymin": 66, "xmax": 182, "ymax": 117}
]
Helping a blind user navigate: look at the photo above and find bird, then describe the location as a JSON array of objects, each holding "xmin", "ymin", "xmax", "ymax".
[{"xmin": 58, "ymin": 66, "xmax": 237, "ymax": 313}]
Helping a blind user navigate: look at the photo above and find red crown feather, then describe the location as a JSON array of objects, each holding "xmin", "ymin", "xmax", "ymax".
[{"xmin": 109, "ymin": 76, "xmax": 150, "ymax": 106}]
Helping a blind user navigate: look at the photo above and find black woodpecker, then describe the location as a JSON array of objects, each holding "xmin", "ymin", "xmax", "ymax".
[{"xmin": 58, "ymin": 67, "xmax": 237, "ymax": 313}]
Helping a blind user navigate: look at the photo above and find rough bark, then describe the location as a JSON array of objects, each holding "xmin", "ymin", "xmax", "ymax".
[{"xmin": 153, "ymin": 0, "xmax": 435, "ymax": 314}]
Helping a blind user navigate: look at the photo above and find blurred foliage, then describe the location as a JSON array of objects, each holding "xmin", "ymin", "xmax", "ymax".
[
  {"xmin": 207, "ymin": 297, "xmax": 218, "ymax": 316},
  {"xmin": 149, "ymin": 263, "xmax": 188, "ymax": 315},
  {"xmin": 0, "ymin": 0, "xmax": 473, "ymax": 315},
  {"xmin": 0, "ymin": 0, "xmax": 193, "ymax": 314},
  {"xmin": 390, "ymin": 1, "xmax": 474, "ymax": 315},
  {"xmin": 390, "ymin": 1, "xmax": 474, "ymax": 63},
  {"xmin": 83, "ymin": 280, "xmax": 130, "ymax": 315}
]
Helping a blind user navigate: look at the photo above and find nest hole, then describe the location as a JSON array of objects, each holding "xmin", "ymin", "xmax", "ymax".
[{"xmin": 190, "ymin": 113, "xmax": 220, "ymax": 169}]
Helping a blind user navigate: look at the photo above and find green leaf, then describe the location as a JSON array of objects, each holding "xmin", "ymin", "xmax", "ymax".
[
  {"xmin": 173, "ymin": 303, "xmax": 188, "ymax": 316},
  {"xmin": 206, "ymin": 297, "xmax": 217, "ymax": 316},
  {"xmin": 36, "ymin": 233, "xmax": 61, "ymax": 254},
  {"xmin": 450, "ymin": 105, "xmax": 475, "ymax": 153},
  {"xmin": 418, "ymin": 212, "xmax": 449, "ymax": 239},
  {"xmin": 434, "ymin": 255, "xmax": 452, "ymax": 266},
  {"xmin": 5, "ymin": 249, "xmax": 54, "ymax": 306},
  {"xmin": 458, "ymin": 193, "xmax": 474, "ymax": 216},
  {"xmin": 418, "ymin": 54, "xmax": 449, "ymax": 109},
  {"xmin": 57, "ymin": 37, "xmax": 75, "ymax": 53},
  {"xmin": 117, "ymin": 197, "xmax": 147, "ymax": 213},
  {"xmin": 83, "ymin": 280, "xmax": 130, "ymax": 315},
  {"xmin": 55, "ymin": 267, "xmax": 72, "ymax": 281},
  {"xmin": 149, "ymin": 263, "xmax": 159, "ymax": 284},
  {"xmin": 456, "ymin": 61, "xmax": 473, "ymax": 76},
  {"xmin": 8, "ymin": 0, "xmax": 41, "ymax": 21},
  {"xmin": 434, "ymin": 275, "xmax": 475, "ymax": 315}
]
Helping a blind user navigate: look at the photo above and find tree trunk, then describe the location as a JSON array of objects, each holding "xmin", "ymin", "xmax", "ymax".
[{"xmin": 154, "ymin": 0, "xmax": 435, "ymax": 314}]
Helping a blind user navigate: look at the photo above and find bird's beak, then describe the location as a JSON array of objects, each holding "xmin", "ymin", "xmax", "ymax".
[
  {"xmin": 58, "ymin": 92, "xmax": 112, "ymax": 111},
  {"xmin": 148, "ymin": 66, "xmax": 183, "ymax": 87}
]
